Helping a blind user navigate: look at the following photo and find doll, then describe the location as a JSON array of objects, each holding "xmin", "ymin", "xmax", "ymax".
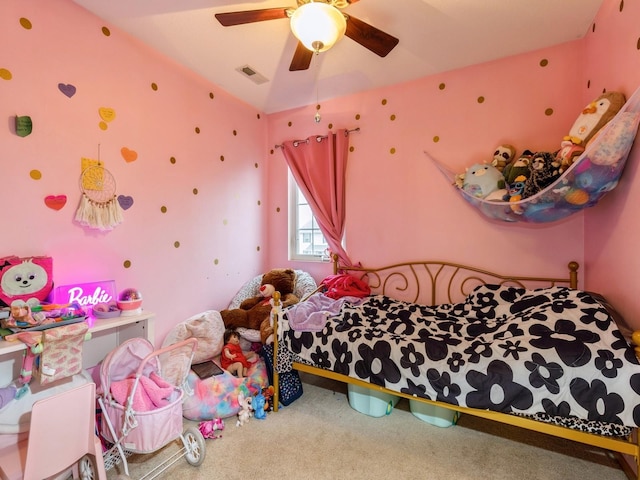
[{"xmin": 220, "ymin": 329, "xmax": 256, "ymax": 378}]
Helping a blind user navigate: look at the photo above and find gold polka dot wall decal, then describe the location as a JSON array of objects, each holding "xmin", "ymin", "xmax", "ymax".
[
  {"xmin": 193, "ymin": 188, "xmax": 198, "ymax": 195},
  {"xmin": 161, "ymin": 206, "xmax": 167, "ymax": 213},
  {"xmin": 355, "ymin": 114, "xmax": 361, "ymax": 120},
  {"xmin": 102, "ymin": 26, "xmax": 111, "ymax": 36},
  {"xmin": 123, "ymin": 260, "xmax": 131, "ymax": 268},
  {"xmin": 30, "ymin": 170, "xmax": 42, "ymax": 180},
  {"xmin": 0, "ymin": 68, "xmax": 12, "ymax": 80},
  {"xmin": 433, "ymin": 136, "xmax": 440, "ymax": 143},
  {"xmin": 170, "ymin": 156, "xmax": 176, "ymax": 164},
  {"xmin": 637, "ymin": 37, "xmax": 640, "ymax": 50},
  {"xmin": 257, "ymin": 200, "xmax": 261, "ymax": 206},
  {"xmin": 276, "ymin": 207, "xmax": 281, "ymax": 212},
  {"xmin": 592, "ymin": 23, "xmax": 596, "ymax": 33},
  {"xmin": 174, "ymin": 241, "xmax": 180, "ymax": 248},
  {"xmin": 390, "ymin": 114, "xmax": 396, "ymax": 121},
  {"xmin": 382, "ymin": 99, "xmax": 388, "ymax": 105},
  {"xmin": 254, "ymin": 163, "xmax": 259, "ymax": 168},
  {"xmin": 288, "ymin": 121, "xmax": 293, "ymax": 127},
  {"xmin": 220, "ymin": 155, "xmax": 225, "ymax": 162},
  {"xmin": 539, "ymin": 59, "xmax": 549, "ymax": 67},
  {"xmin": 151, "ymin": 82, "xmax": 158, "ymax": 91},
  {"xmin": 545, "ymin": 108, "xmax": 554, "ymax": 116},
  {"xmin": 328, "ymin": 123, "xmax": 333, "ymax": 129},
  {"xmin": 477, "ymin": 96, "xmax": 485, "ymax": 104},
  {"xmin": 390, "ymin": 147, "xmax": 396, "ymax": 154},
  {"xmin": 195, "ymin": 127, "xmax": 200, "ymax": 134},
  {"xmin": 19, "ymin": 18, "xmax": 32, "ymax": 29},
  {"xmin": 620, "ymin": 0, "xmax": 624, "ymax": 12},
  {"xmin": 257, "ymin": 113, "xmax": 261, "ymax": 119},
  {"xmin": 233, "ymin": 130, "xmax": 237, "ymax": 136},
  {"xmin": 223, "ymin": 219, "xmax": 228, "ymax": 225},
  {"xmin": 349, "ymin": 146, "xmax": 355, "ymax": 152},
  {"xmin": 209, "ymin": 92, "xmax": 214, "ymax": 99},
  {"xmin": 214, "ymin": 259, "xmax": 219, "ymax": 265},
  {"xmin": 257, "ymin": 246, "xmax": 261, "ymax": 252},
  {"xmin": 587, "ymin": 79, "xmax": 591, "ymax": 88},
  {"xmin": 439, "ymin": 83, "xmax": 446, "ymax": 90}
]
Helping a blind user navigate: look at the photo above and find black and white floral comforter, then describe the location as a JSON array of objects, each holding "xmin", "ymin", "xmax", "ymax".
[{"xmin": 280, "ymin": 285, "xmax": 640, "ymax": 429}]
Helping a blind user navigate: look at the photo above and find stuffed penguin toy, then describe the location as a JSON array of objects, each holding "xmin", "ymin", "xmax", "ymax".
[{"xmin": 565, "ymin": 91, "xmax": 626, "ymax": 146}]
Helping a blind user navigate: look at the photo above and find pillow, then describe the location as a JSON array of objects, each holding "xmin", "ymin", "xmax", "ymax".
[
  {"xmin": 228, "ymin": 270, "xmax": 318, "ymax": 309},
  {"xmin": 162, "ymin": 310, "xmax": 225, "ymax": 363}
]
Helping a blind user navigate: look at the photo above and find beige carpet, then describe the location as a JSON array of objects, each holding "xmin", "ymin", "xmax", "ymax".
[{"xmin": 106, "ymin": 374, "xmax": 627, "ymax": 480}]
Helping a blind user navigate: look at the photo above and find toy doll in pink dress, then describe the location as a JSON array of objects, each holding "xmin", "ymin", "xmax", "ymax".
[{"xmin": 220, "ymin": 329, "xmax": 256, "ymax": 378}]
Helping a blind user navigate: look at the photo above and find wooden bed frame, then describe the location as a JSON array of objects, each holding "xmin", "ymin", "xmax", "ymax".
[{"xmin": 270, "ymin": 257, "xmax": 640, "ymax": 480}]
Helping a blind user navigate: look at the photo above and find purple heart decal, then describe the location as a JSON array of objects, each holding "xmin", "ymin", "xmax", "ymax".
[
  {"xmin": 117, "ymin": 195, "xmax": 134, "ymax": 210},
  {"xmin": 58, "ymin": 83, "xmax": 76, "ymax": 98}
]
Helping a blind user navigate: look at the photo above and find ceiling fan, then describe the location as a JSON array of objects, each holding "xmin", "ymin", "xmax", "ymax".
[{"xmin": 215, "ymin": 0, "xmax": 399, "ymax": 71}]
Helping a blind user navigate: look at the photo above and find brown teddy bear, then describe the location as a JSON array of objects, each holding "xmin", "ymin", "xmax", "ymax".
[{"xmin": 220, "ymin": 268, "xmax": 299, "ymax": 336}]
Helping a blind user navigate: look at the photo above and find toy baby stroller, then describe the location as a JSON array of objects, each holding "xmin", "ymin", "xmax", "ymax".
[{"xmin": 97, "ymin": 337, "xmax": 206, "ymax": 479}]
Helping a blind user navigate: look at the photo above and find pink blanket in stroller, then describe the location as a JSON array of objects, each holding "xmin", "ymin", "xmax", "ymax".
[{"xmin": 110, "ymin": 372, "xmax": 174, "ymax": 411}]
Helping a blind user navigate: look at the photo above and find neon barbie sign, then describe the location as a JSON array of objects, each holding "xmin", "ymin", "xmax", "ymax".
[{"xmin": 51, "ymin": 280, "xmax": 116, "ymax": 315}]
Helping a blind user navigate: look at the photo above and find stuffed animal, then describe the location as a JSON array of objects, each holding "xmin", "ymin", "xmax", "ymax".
[
  {"xmin": 0, "ymin": 256, "xmax": 53, "ymax": 307},
  {"xmin": 522, "ymin": 151, "xmax": 561, "ymax": 198},
  {"xmin": 557, "ymin": 91, "xmax": 626, "ymax": 172},
  {"xmin": 462, "ymin": 163, "xmax": 505, "ymax": 199},
  {"xmin": 236, "ymin": 392, "xmax": 253, "ymax": 427},
  {"xmin": 506, "ymin": 174, "xmax": 528, "ymax": 214},
  {"xmin": 261, "ymin": 386, "xmax": 275, "ymax": 412},
  {"xmin": 503, "ymin": 150, "xmax": 533, "ymax": 187},
  {"xmin": 198, "ymin": 418, "xmax": 224, "ymax": 439},
  {"xmin": 253, "ymin": 392, "xmax": 267, "ymax": 420},
  {"xmin": 220, "ymin": 268, "xmax": 299, "ymax": 332},
  {"xmin": 491, "ymin": 144, "xmax": 516, "ymax": 172}
]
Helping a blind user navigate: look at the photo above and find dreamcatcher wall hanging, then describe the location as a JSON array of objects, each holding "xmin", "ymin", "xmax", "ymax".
[{"xmin": 74, "ymin": 162, "xmax": 124, "ymax": 231}]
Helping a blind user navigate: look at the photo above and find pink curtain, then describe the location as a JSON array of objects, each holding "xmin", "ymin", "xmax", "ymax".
[{"xmin": 281, "ymin": 129, "xmax": 352, "ymax": 267}]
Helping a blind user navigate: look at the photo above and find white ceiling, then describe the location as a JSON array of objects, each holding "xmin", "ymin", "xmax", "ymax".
[{"xmin": 71, "ymin": 0, "xmax": 604, "ymax": 114}]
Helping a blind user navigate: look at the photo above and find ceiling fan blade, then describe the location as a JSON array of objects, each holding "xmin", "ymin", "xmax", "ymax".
[
  {"xmin": 289, "ymin": 42, "xmax": 314, "ymax": 71},
  {"xmin": 215, "ymin": 8, "xmax": 289, "ymax": 27},
  {"xmin": 345, "ymin": 15, "xmax": 399, "ymax": 57}
]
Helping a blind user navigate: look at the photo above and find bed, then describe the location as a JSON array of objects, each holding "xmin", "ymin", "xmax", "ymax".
[{"xmin": 270, "ymin": 256, "xmax": 640, "ymax": 479}]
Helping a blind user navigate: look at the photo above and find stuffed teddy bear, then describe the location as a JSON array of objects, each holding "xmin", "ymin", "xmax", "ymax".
[
  {"xmin": 462, "ymin": 163, "xmax": 505, "ymax": 198},
  {"xmin": 220, "ymin": 268, "xmax": 299, "ymax": 333},
  {"xmin": 490, "ymin": 144, "xmax": 516, "ymax": 172}
]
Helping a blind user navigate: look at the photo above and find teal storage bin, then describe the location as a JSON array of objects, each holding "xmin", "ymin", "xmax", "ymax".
[
  {"xmin": 347, "ymin": 384, "xmax": 399, "ymax": 417},
  {"xmin": 409, "ymin": 399, "xmax": 459, "ymax": 427}
]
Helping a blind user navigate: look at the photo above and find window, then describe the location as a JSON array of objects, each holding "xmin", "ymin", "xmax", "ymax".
[{"xmin": 289, "ymin": 178, "xmax": 329, "ymax": 261}]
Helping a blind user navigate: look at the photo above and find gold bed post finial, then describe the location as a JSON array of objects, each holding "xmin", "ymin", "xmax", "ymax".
[{"xmin": 568, "ymin": 261, "xmax": 579, "ymax": 289}]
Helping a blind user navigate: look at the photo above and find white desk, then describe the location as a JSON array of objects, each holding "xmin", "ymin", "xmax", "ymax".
[{"xmin": 0, "ymin": 311, "xmax": 155, "ymax": 383}]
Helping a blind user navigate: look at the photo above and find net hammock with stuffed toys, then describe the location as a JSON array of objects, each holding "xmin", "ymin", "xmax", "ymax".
[{"xmin": 426, "ymin": 85, "xmax": 640, "ymax": 223}]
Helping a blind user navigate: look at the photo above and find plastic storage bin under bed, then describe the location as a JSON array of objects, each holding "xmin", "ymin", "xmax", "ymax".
[{"xmin": 347, "ymin": 384, "xmax": 459, "ymax": 427}]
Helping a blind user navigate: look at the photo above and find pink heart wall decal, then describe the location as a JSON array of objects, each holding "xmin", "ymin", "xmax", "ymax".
[
  {"xmin": 58, "ymin": 83, "xmax": 76, "ymax": 98},
  {"xmin": 121, "ymin": 147, "xmax": 138, "ymax": 162},
  {"xmin": 117, "ymin": 195, "xmax": 134, "ymax": 210},
  {"xmin": 44, "ymin": 195, "xmax": 67, "ymax": 210}
]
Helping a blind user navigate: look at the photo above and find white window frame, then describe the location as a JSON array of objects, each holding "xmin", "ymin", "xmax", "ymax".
[{"xmin": 288, "ymin": 174, "xmax": 330, "ymax": 262}]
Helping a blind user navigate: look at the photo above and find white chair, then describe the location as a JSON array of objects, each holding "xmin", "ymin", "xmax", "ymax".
[{"xmin": 0, "ymin": 382, "xmax": 107, "ymax": 480}]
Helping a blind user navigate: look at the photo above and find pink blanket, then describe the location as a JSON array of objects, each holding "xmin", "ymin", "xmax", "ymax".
[{"xmin": 110, "ymin": 372, "xmax": 174, "ymax": 411}]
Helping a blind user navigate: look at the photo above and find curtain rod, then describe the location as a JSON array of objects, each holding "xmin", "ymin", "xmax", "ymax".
[{"xmin": 274, "ymin": 127, "xmax": 360, "ymax": 149}]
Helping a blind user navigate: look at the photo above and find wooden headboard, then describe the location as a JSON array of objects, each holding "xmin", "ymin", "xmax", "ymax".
[{"xmin": 332, "ymin": 254, "xmax": 579, "ymax": 306}]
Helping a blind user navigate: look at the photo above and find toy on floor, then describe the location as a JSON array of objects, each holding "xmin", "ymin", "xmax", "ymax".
[
  {"xmin": 262, "ymin": 386, "xmax": 275, "ymax": 412},
  {"xmin": 221, "ymin": 329, "xmax": 257, "ymax": 378},
  {"xmin": 198, "ymin": 418, "xmax": 225, "ymax": 439},
  {"xmin": 236, "ymin": 392, "xmax": 253, "ymax": 427},
  {"xmin": 253, "ymin": 392, "xmax": 267, "ymax": 420}
]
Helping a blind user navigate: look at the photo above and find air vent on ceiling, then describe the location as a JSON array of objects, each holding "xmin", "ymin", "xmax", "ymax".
[{"xmin": 235, "ymin": 64, "xmax": 269, "ymax": 85}]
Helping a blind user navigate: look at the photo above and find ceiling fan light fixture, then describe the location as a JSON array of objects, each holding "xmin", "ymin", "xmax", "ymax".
[{"xmin": 290, "ymin": 2, "xmax": 347, "ymax": 53}]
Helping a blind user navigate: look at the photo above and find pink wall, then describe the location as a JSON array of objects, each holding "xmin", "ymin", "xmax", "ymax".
[
  {"xmin": 1, "ymin": 0, "xmax": 269, "ymax": 344},
  {"xmin": 267, "ymin": 1, "xmax": 640, "ymax": 329},
  {"xmin": 266, "ymin": 42, "xmax": 588, "ymax": 284},
  {"xmin": 582, "ymin": 1, "xmax": 640, "ymax": 328}
]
